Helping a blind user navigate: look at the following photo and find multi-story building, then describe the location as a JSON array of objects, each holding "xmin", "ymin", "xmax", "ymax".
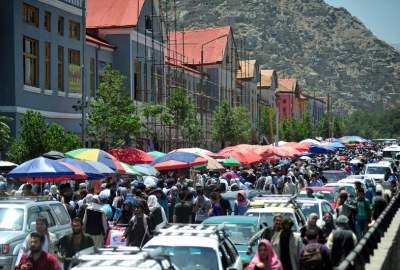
[
  {"xmin": 258, "ymin": 69, "xmax": 278, "ymax": 107},
  {"xmin": 0, "ymin": 0, "xmax": 88, "ymax": 135},
  {"xmin": 236, "ymin": 59, "xmax": 260, "ymax": 129}
]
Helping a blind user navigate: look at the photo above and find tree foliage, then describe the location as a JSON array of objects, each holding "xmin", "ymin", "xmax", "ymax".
[
  {"xmin": 211, "ymin": 101, "xmax": 251, "ymax": 148},
  {"xmin": 0, "ymin": 115, "xmax": 12, "ymax": 155},
  {"xmin": 342, "ymin": 108, "xmax": 400, "ymax": 138},
  {"xmin": 87, "ymin": 65, "xmax": 140, "ymax": 149},
  {"xmin": 7, "ymin": 111, "xmax": 80, "ymax": 163},
  {"xmin": 259, "ymin": 105, "xmax": 275, "ymax": 143},
  {"xmin": 279, "ymin": 113, "xmax": 313, "ymax": 141}
]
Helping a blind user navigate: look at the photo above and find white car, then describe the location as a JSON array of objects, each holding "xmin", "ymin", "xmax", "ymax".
[
  {"xmin": 296, "ymin": 198, "xmax": 336, "ymax": 227},
  {"xmin": 324, "ymin": 182, "xmax": 357, "ymax": 201},
  {"xmin": 364, "ymin": 163, "xmax": 393, "ymax": 183},
  {"xmin": 144, "ymin": 224, "xmax": 243, "ymax": 270}
]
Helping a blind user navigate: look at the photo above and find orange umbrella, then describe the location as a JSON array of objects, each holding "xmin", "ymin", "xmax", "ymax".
[
  {"xmin": 283, "ymin": 142, "xmax": 310, "ymax": 152},
  {"xmin": 275, "ymin": 146, "xmax": 302, "ymax": 158},
  {"xmin": 254, "ymin": 145, "xmax": 275, "ymax": 160},
  {"xmin": 218, "ymin": 149, "xmax": 263, "ymax": 166}
]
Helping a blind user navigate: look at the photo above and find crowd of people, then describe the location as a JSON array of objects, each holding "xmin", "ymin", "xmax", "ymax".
[{"xmin": 1, "ymin": 143, "xmax": 399, "ymax": 270}]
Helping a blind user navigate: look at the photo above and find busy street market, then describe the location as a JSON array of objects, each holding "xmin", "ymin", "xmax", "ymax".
[{"xmin": 0, "ymin": 137, "xmax": 399, "ymax": 270}]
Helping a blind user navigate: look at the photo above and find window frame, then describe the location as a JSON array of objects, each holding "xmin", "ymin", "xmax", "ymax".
[
  {"xmin": 23, "ymin": 3, "xmax": 39, "ymax": 27},
  {"xmin": 50, "ymin": 204, "xmax": 70, "ymax": 225},
  {"xmin": 44, "ymin": 11, "xmax": 51, "ymax": 32},
  {"xmin": 68, "ymin": 49, "xmax": 81, "ymax": 93},
  {"xmin": 58, "ymin": 46, "xmax": 64, "ymax": 92},
  {"xmin": 44, "ymin": 42, "xmax": 51, "ymax": 90},
  {"xmin": 69, "ymin": 20, "xmax": 80, "ymax": 40},
  {"xmin": 23, "ymin": 36, "xmax": 39, "ymax": 87},
  {"xmin": 58, "ymin": 16, "xmax": 64, "ymax": 36}
]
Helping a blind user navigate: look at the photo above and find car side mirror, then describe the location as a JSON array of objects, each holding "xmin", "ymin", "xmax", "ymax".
[{"xmin": 27, "ymin": 221, "xmax": 36, "ymax": 232}]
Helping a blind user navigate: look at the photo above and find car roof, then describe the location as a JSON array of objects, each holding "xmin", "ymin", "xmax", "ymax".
[
  {"xmin": 146, "ymin": 235, "xmax": 219, "ymax": 249},
  {"xmin": 0, "ymin": 198, "xmax": 60, "ymax": 206},
  {"xmin": 324, "ymin": 182, "xmax": 355, "ymax": 187},
  {"xmin": 300, "ymin": 187, "xmax": 334, "ymax": 192},
  {"xmin": 247, "ymin": 207, "xmax": 296, "ymax": 213},
  {"xmin": 322, "ymin": 170, "xmax": 346, "ymax": 173},
  {"xmin": 366, "ymin": 163, "xmax": 390, "ymax": 167},
  {"xmin": 202, "ymin": 216, "xmax": 259, "ymax": 225},
  {"xmin": 296, "ymin": 198, "xmax": 329, "ymax": 204}
]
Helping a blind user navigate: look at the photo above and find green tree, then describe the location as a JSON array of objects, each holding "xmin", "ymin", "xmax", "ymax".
[
  {"xmin": 318, "ymin": 114, "xmax": 330, "ymax": 138},
  {"xmin": 7, "ymin": 111, "xmax": 80, "ymax": 163},
  {"xmin": 211, "ymin": 101, "xmax": 235, "ymax": 148},
  {"xmin": 88, "ymin": 65, "xmax": 140, "ymax": 149},
  {"xmin": 259, "ymin": 105, "xmax": 275, "ymax": 143},
  {"xmin": 0, "ymin": 115, "xmax": 12, "ymax": 157},
  {"xmin": 166, "ymin": 88, "xmax": 201, "ymax": 146},
  {"xmin": 333, "ymin": 117, "xmax": 344, "ymax": 138},
  {"xmin": 211, "ymin": 101, "xmax": 251, "ymax": 147}
]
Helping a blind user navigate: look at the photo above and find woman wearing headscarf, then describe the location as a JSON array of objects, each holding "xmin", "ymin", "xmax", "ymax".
[
  {"xmin": 147, "ymin": 195, "xmax": 167, "ymax": 230},
  {"xmin": 246, "ymin": 239, "xmax": 283, "ymax": 270},
  {"xmin": 234, "ymin": 190, "xmax": 249, "ymax": 215},
  {"xmin": 300, "ymin": 213, "xmax": 324, "ymax": 244}
]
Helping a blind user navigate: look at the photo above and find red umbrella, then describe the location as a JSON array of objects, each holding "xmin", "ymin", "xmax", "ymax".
[
  {"xmin": 109, "ymin": 147, "xmax": 154, "ymax": 165},
  {"xmin": 254, "ymin": 145, "xmax": 275, "ymax": 160},
  {"xmin": 218, "ymin": 149, "xmax": 263, "ymax": 167},
  {"xmin": 277, "ymin": 146, "xmax": 302, "ymax": 157},
  {"xmin": 283, "ymin": 142, "xmax": 310, "ymax": 152}
]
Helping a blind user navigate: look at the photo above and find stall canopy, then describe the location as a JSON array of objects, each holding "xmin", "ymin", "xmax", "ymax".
[
  {"xmin": 109, "ymin": 148, "xmax": 153, "ymax": 165},
  {"xmin": 309, "ymin": 145, "xmax": 336, "ymax": 154}
]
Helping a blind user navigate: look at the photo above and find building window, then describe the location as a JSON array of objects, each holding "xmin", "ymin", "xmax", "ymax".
[
  {"xmin": 69, "ymin": 20, "xmax": 80, "ymax": 40},
  {"xmin": 283, "ymin": 107, "xmax": 286, "ymax": 114},
  {"xmin": 282, "ymin": 99, "xmax": 286, "ymax": 104},
  {"xmin": 44, "ymin": 11, "xmax": 51, "ymax": 32},
  {"xmin": 58, "ymin": 16, "xmax": 64, "ymax": 36},
  {"xmin": 23, "ymin": 36, "xmax": 38, "ymax": 87},
  {"xmin": 134, "ymin": 60, "xmax": 141, "ymax": 101},
  {"xmin": 23, "ymin": 3, "xmax": 39, "ymax": 27},
  {"xmin": 44, "ymin": 42, "xmax": 51, "ymax": 90},
  {"xmin": 58, "ymin": 46, "xmax": 64, "ymax": 91},
  {"xmin": 68, "ymin": 49, "xmax": 81, "ymax": 93},
  {"xmin": 90, "ymin": 58, "xmax": 96, "ymax": 97},
  {"xmin": 145, "ymin": 16, "xmax": 152, "ymax": 31}
]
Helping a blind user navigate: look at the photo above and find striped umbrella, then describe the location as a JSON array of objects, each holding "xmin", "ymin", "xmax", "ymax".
[
  {"xmin": 151, "ymin": 152, "xmax": 208, "ymax": 171},
  {"xmin": 8, "ymin": 157, "xmax": 85, "ymax": 183},
  {"xmin": 148, "ymin": 151, "xmax": 166, "ymax": 159},
  {"xmin": 65, "ymin": 148, "xmax": 125, "ymax": 173}
]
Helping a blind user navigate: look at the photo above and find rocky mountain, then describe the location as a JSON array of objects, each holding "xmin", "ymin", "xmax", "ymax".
[
  {"xmin": 392, "ymin": 43, "xmax": 400, "ymax": 51},
  {"xmin": 169, "ymin": 0, "xmax": 400, "ymax": 112}
]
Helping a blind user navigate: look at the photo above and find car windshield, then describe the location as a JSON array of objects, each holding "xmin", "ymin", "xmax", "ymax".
[
  {"xmin": 223, "ymin": 224, "xmax": 256, "ymax": 245},
  {"xmin": 322, "ymin": 172, "xmax": 347, "ymax": 182},
  {"xmin": 0, "ymin": 207, "xmax": 24, "ymax": 231},
  {"xmin": 146, "ymin": 246, "xmax": 219, "ymax": 270},
  {"xmin": 299, "ymin": 203, "xmax": 319, "ymax": 218},
  {"xmin": 245, "ymin": 212, "xmax": 297, "ymax": 232},
  {"xmin": 329, "ymin": 186, "xmax": 356, "ymax": 199},
  {"xmin": 366, "ymin": 167, "xmax": 387, "ymax": 175}
]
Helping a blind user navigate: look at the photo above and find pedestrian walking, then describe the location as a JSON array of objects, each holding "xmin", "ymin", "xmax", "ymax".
[
  {"xmin": 234, "ymin": 190, "xmax": 250, "ymax": 215},
  {"xmin": 124, "ymin": 203, "xmax": 154, "ymax": 248},
  {"xmin": 16, "ymin": 232, "xmax": 60, "ymax": 270},
  {"xmin": 245, "ymin": 239, "xmax": 283, "ymax": 270},
  {"xmin": 327, "ymin": 215, "xmax": 357, "ymax": 267},
  {"xmin": 300, "ymin": 228, "xmax": 332, "ymax": 270},
  {"xmin": 57, "ymin": 217, "xmax": 94, "ymax": 269}
]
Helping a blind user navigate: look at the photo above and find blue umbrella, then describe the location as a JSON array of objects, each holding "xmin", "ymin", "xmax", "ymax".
[
  {"xmin": 151, "ymin": 152, "xmax": 207, "ymax": 171},
  {"xmin": 325, "ymin": 142, "xmax": 346, "ymax": 149},
  {"xmin": 132, "ymin": 164, "xmax": 159, "ymax": 176},
  {"xmin": 60, "ymin": 158, "xmax": 105, "ymax": 180},
  {"xmin": 83, "ymin": 160, "xmax": 115, "ymax": 175},
  {"xmin": 8, "ymin": 157, "xmax": 76, "ymax": 181},
  {"xmin": 309, "ymin": 145, "xmax": 336, "ymax": 154}
]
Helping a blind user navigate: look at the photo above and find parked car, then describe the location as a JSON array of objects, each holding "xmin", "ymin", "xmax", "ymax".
[
  {"xmin": 246, "ymin": 195, "xmax": 306, "ymax": 233},
  {"xmin": 145, "ymin": 224, "xmax": 243, "ymax": 270},
  {"xmin": 202, "ymin": 216, "xmax": 263, "ymax": 265},
  {"xmin": 221, "ymin": 190, "xmax": 262, "ymax": 212},
  {"xmin": 324, "ymin": 182, "xmax": 357, "ymax": 202},
  {"xmin": 364, "ymin": 163, "xmax": 393, "ymax": 183},
  {"xmin": 0, "ymin": 197, "xmax": 72, "ymax": 270},
  {"xmin": 71, "ymin": 246, "xmax": 178, "ymax": 270},
  {"xmin": 298, "ymin": 187, "xmax": 337, "ymax": 209},
  {"xmin": 296, "ymin": 198, "xmax": 336, "ymax": 227}
]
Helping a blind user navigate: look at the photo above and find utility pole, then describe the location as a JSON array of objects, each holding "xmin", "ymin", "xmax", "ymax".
[{"xmin": 81, "ymin": 0, "xmax": 87, "ymax": 147}]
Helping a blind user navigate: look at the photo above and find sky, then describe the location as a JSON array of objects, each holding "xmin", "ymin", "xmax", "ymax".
[{"xmin": 324, "ymin": 0, "xmax": 400, "ymax": 45}]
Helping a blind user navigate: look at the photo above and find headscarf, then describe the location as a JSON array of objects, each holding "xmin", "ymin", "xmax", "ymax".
[
  {"xmin": 246, "ymin": 240, "xmax": 283, "ymax": 270},
  {"xmin": 307, "ymin": 213, "xmax": 319, "ymax": 229},
  {"xmin": 236, "ymin": 190, "xmax": 249, "ymax": 206},
  {"xmin": 147, "ymin": 195, "xmax": 160, "ymax": 212}
]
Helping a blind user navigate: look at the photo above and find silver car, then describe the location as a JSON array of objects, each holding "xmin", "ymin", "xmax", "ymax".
[{"xmin": 0, "ymin": 197, "xmax": 72, "ymax": 270}]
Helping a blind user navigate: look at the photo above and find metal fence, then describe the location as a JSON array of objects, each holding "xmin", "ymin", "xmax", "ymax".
[{"xmin": 334, "ymin": 191, "xmax": 400, "ymax": 270}]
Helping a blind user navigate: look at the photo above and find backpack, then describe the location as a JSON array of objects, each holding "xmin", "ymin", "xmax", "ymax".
[{"xmin": 301, "ymin": 244, "xmax": 324, "ymax": 270}]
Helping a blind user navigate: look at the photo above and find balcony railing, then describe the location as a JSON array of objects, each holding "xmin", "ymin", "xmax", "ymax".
[{"xmin": 59, "ymin": 0, "xmax": 84, "ymax": 9}]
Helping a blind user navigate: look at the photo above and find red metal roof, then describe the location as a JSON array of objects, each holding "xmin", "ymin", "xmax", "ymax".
[
  {"xmin": 168, "ymin": 26, "xmax": 231, "ymax": 65},
  {"xmin": 86, "ymin": 0, "xmax": 145, "ymax": 29},
  {"xmin": 86, "ymin": 34, "xmax": 115, "ymax": 49},
  {"xmin": 277, "ymin": 79, "xmax": 297, "ymax": 92}
]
